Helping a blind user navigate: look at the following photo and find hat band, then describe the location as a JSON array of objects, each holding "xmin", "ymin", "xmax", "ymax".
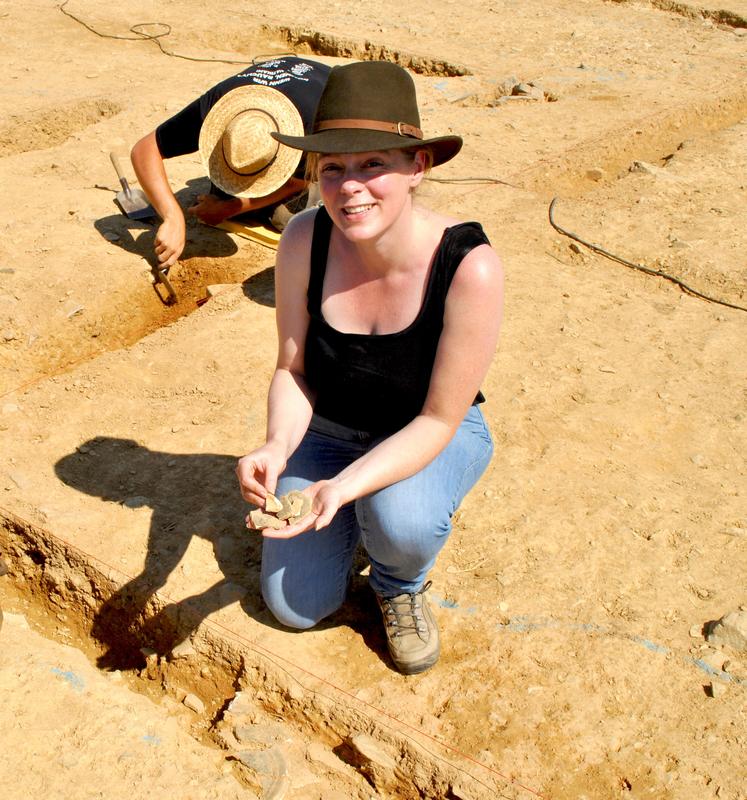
[{"xmin": 315, "ymin": 118, "xmax": 423, "ymax": 139}]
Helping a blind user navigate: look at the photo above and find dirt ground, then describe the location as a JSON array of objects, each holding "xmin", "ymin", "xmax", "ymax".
[{"xmin": 1, "ymin": 1, "xmax": 746, "ymax": 798}]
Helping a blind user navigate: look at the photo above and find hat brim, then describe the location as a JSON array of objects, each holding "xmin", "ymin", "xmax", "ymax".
[
  {"xmin": 271, "ymin": 129, "xmax": 462, "ymax": 167},
  {"xmin": 199, "ymin": 85, "xmax": 304, "ymax": 198}
]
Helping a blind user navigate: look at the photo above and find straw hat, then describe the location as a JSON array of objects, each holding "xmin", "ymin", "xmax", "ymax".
[
  {"xmin": 272, "ymin": 61, "xmax": 462, "ymax": 167},
  {"xmin": 198, "ymin": 85, "xmax": 304, "ymax": 198}
]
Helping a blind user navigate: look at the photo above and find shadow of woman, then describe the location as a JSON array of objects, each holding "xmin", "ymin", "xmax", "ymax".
[{"xmin": 55, "ymin": 436, "xmax": 264, "ymax": 670}]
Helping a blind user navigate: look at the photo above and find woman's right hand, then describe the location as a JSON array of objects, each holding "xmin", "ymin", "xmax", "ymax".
[{"xmin": 235, "ymin": 443, "xmax": 287, "ymax": 507}]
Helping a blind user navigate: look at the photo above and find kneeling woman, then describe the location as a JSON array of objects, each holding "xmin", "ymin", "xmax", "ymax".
[{"xmin": 236, "ymin": 61, "xmax": 504, "ymax": 674}]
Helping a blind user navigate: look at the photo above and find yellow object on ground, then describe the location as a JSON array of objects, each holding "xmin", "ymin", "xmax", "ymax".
[{"xmin": 215, "ymin": 219, "xmax": 281, "ymax": 249}]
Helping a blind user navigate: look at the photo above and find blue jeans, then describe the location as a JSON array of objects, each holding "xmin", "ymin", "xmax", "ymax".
[{"xmin": 260, "ymin": 405, "xmax": 494, "ymax": 629}]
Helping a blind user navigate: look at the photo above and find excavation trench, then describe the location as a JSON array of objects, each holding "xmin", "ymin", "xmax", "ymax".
[
  {"xmin": 513, "ymin": 86, "xmax": 747, "ymax": 199},
  {"xmin": 0, "ymin": 509, "xmax": 493, "ymax": 799}
]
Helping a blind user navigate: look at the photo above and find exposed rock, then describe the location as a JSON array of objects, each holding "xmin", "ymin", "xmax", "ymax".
[
  {"xmin": 306, "ymin": 742, "xmax": 353, "ymax": 776},
  {"xmin": 346, "ymin": 733, "xmax": 402, "ymax": 793},
  {"xmin": 709, "ymin": 681, "xmax": 727, "ymax": 699},
  {"xmin": 707, "ymin": 610, "xmax": 747, "ymax": 652},
  {"xmin": 183, "ymin": 693, "xmax": 205, "ymax": 714},
  {"xmin": 170, "ymin": 639, "xmax": 197, "ymax": 660},
  {"xmin": 227, "ymin": 691, "xmax": 255, "ymax": 717}
]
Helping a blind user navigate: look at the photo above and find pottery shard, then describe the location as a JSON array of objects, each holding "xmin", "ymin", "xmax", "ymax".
[
  {"xmin": 276, "ymin": 490, "xmax": 311, "ymax": 521},
  {"xmin": 276, "ymin": 493, "xmax": 296, "ymax": 521},
  {"xmin": 249, "ymin": 509, "xmax": 287, "ymax": 530},
  {"xmin": 250, "ymin": 490, "xmax": 312, "ymax": 529},
  {"xmin": 264, "ymin": 492, "xmax": 283, "ymax": 513},
  {"xmin": 287, "ymin": 489, "xmax": 312, "ymax": 518}
]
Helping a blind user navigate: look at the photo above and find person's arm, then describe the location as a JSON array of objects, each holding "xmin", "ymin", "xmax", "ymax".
[
  {"xmin": 235, "ymin": 209, "xmax": 318, "ymax": 506},
  {"xmin": 264, "ymin": 241, "xmax": 505, "ymax": 538},
  {"xmin": 130, "ymin": 131, "xmax": 186, "ymax": 269},
  {"xmin": 188, "ymin": 177, "xmax": 308, "ymax": 226}
]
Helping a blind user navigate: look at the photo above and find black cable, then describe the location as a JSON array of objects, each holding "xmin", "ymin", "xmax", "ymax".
[
  {"xmin": 59, "ymin": 0, "xmax": 248, "ymax": 64},
  {"xmin": 548, "ymin": 197, "xmax": 747, "ymax": 313},
  {"xmin": 425, "ymin": 176, "xmax": 522, "ymax": 188}
]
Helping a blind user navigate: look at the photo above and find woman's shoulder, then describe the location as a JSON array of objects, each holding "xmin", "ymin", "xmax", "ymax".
[{"xmin": 276, "ymin": 205, "xmax": 324, "ymax": 258}]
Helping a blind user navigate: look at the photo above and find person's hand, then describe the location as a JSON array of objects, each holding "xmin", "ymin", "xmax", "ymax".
[
  {"xmin": 188, "ymin": 194, "xmax": 242, "ymax": 226},
  {"xmin": 257, "ymin": 480, "xmax": 344, "ymax": 539},
  {"xmin": 154, "ymin": 214, "xmax": 185, "ymax": 269},
  {"xmin": 236, "ymin": 443, "xmax": 287, "ymax": 508}
]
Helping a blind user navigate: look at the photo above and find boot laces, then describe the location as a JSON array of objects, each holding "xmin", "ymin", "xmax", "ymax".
[{"xmin": 381, "ymin": 581, "xmax": 431, "ymax": 638}]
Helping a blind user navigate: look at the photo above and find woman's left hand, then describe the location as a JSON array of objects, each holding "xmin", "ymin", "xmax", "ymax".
[{"xmin": 254, "ymin": 480, "xmax": 344, "ymax": 539}]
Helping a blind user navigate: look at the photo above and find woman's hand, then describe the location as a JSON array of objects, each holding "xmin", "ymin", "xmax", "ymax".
[
  {"xmin": 236, "ymin": 443, "xmax": 287, "ymax": 507},
  {"xmin": 254, "ymin": 479, "xmax": 345, "ymax": 539}
]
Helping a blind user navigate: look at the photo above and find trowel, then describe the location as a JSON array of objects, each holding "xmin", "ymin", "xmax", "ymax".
[{"xmin": 110, "ymin": 152, "xmax": 154, "ymax": 220}]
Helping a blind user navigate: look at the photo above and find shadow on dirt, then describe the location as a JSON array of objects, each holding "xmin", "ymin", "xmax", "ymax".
[
  {"xmin": 93, "ymin": 179, "xmax": 240, "ymax": 265},
  {"xmin": 54, "ymin": 436, "xmax": 386, "ymax": 671}
]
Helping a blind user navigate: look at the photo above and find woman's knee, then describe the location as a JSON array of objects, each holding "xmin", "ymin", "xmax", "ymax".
[
  {"xmin": 260, "ymin": 570, "xmax": 344, "ymax": 630},
  {"xmin": 361, "ymin": 501, "xmax": 450, "ymax": 564}
]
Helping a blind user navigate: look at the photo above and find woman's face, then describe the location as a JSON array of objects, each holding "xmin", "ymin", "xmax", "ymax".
[{"xmin": 317, "ymin": 149, "xmax": 426, "ymax": 241}]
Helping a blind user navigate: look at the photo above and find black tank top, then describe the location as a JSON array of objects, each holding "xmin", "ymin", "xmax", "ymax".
[{"xmin": 304, "ymin": 207, "xmax": 489, "ymax": 435}]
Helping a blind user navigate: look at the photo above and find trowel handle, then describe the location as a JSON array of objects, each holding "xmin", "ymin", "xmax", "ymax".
[{"xmin": 110, "ymin": 151, "xmax": 133, "ymax": 199}]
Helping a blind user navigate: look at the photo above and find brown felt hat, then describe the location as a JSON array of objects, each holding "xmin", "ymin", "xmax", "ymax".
[
  {"xmin": 272, "ymin": 61, "xmax": 462, "ymax": 167},
  {"xmin": 199, "ymin": 85, "xmax": 304, "ymax": 198}
]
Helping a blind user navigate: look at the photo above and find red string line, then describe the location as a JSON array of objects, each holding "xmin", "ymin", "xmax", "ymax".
[{"xmin": 0, "ymin": 504, "xmax": 545, "ymax": 799}]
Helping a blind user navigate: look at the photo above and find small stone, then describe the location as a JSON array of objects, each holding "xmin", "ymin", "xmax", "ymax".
[
  {"xmin": 219, "ymin": 582, "xmax": 247, "ymax": 605},
  {"xmin": 630, "ymin": 160, "xmax": 658, "ymax": 175},
  {"xmin": 706, "ymin": 610, "xmax": 747, "ymax": 652},
  {"xmin": 171, "ymin": 639, "xmax": 197, "ymax": 660},
  {"xmin": 709, "ymin": 681, "xmax": 727, "ymax": 699},
  {"xmin": 2, "ymin": 330, "xmax": 17, "ymax": 342},
  {"xmin": 586, "ymin": 168, "xmax": 604, "ymax": 181},
  {"xmin": 183, "ymin": 693, "xmax": 205, "ymax": 714},
  {"xmin": 511, "ymin": 82, "xmax": 543, "ymax": 100},
  {"xmin": 348, "ymin": 732, "xmax": 397, "ymax": 771},
  {"xmin": 102, "ymin": 230, "xmax": 120, "ymax": 242},
  {"xmin": 227, "ymin": 691, "xmax": 254, "ymax": 717},
  {"xmin": 306, "ymin": 742, "xmax": 350, "ymax": 776},
  {"xmin": 64, "ymin": 302, "xmax": 84, "ymax": 318},
  {"xmin": 122, "ymin": 496, "xmax": 150, "ymax": 509},
  {"xmin": 8, "ymin": 472, "xmax": 30, "ymax": 490},
  {"xmin": 690, "ymin": 453, "xmax": 706, "ymax": 467},
  {"xmin": 206, "ymin": 284, "xmax": 235, "ymax": 298},
  {"xmin": 689, "ymin": 623, "xmax": 703, "ymax": 638}
]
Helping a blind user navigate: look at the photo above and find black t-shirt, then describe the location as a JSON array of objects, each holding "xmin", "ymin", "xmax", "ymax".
[
  {"xmin": 155, "ymin": 57, "xmax": 331, "ymax": 161},
  {"xmin": 304, "ymin": 207, "xmax": 489, "ymax": 436}
]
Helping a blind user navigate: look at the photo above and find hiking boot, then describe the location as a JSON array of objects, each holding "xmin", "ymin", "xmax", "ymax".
[{"xmin": 376, "ymin": 581, "xmax": 440, "ymax": 674}]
